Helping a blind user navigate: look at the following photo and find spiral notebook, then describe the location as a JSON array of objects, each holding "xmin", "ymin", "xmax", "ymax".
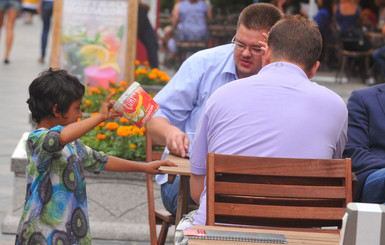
[{"xmin": 184, "ymin": 229, "xmax": 288, "ymax": 243}]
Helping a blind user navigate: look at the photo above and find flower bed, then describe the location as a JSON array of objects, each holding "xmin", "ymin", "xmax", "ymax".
[{"xmin": 80, "ymin": 62, "xmax": 169, "ymax": 161}]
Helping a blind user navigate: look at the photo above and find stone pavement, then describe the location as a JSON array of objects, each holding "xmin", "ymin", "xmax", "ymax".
[{"xmin": 0, "ymin": 14, "xmax": 369, "ymax": 245}]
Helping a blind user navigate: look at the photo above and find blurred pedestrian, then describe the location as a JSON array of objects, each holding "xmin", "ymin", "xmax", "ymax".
[
  {"xmin": 37, "ymin": 0, "xmax": 54, "ymax": 64},
  {"xmin": 21, "ymin": 0, "xmax": 39, "ymax": 24},
  {"xmin": 0, "ymin": 0, "xmax": 22, "ymax": 64},
  {"xmin": 138, "ymin": 1, "xmax": 159, "ymax": 68}
]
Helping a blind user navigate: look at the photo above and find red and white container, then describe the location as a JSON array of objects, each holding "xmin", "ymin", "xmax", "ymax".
[{"xmin": 113, "ymin": 82, "xmax": 159, "ymax": 128}]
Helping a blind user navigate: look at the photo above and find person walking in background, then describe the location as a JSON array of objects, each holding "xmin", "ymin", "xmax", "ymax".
[
  {"xmin": 146, "ymin": 3, "xmax": 283, "ymax": 219},
  {"xmin": 0, "ymin": 0, "xmax": 21, "ymax": 64},
  {"xmin": 164, "ymin": 0, "xmax": 211, "ymax": 60},
  {"xmin": 138, "ymin": 1, "xmax": 159, "ymax": 68},
  {"xmin": 37, "ymin": 0, "xmax": 53, "ymax": 64},
  {"xmin": 21, "ymin": 0, "xmax": 39, "ymax": 24}
]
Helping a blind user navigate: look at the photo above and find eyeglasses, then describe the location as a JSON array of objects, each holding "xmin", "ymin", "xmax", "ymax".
[{"xmin": 231, "ymin": 36, "xmax": 263, "ymax": 56}]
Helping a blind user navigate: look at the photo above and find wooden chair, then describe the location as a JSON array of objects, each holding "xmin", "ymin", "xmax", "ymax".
[
  {"xmin": 145, "ymin": 133, "xmax": 175, "ymax": 245},
  {"xmin": 206, "ymin": 153, "xmax": 353, "ymax": 233},
  {"xmin": 175, "ymin": 41, "xmax": 208, "ymax": 66}
]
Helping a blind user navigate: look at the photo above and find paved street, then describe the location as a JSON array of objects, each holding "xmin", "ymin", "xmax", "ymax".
[{"xmin": 0, "ymin": 14, "xmax": 368, "ymax": 244}]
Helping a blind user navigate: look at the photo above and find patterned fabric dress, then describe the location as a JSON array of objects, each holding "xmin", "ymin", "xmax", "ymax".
[{"xmin": 16, "ymin": 125, "xmax": 108, "ymax": 245}]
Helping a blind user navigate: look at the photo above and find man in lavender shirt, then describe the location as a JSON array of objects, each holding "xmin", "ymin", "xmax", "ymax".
[
  {"xmin": 146, "ymin": 3, "xmax": 283, "ymax": 217},
  {"xmin": 188, "ymin": 14, "xmax": 348, "ymax": 229}
]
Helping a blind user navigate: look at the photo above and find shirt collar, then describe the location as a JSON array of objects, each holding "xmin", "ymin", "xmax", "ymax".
[{"xmin": 221, "ymin": 45, "xmax": 238, "ymax": 79}]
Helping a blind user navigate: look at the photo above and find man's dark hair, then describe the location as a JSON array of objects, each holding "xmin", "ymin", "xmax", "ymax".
[
  {"xmin": 268, "ymin": 14, "xmax": 322, "ymax": 73},
  {"xmin": 237, "ymin": 3, "xmax": 284, "ymax": 31},
  {"xmin": 27, "ymin": 68, "xmax": 85, "ymax": 123}
]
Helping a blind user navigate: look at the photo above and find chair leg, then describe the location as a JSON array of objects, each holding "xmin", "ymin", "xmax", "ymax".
[
  {"xmin": 146, "ymin": 174, "xmax": 158, "ymax": 245},
  {"xmin": 157, "ymin": 220, "xmax": 170, "ymax": 245},
  {"xmin": 336, "ymin": 55, "xmax": 347, "ymax": 83}
]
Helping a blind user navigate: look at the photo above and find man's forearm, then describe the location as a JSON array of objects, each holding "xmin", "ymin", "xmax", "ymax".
[{"xmin": 146, "ymin": 117, "xmax": 172, "ymax": 145}]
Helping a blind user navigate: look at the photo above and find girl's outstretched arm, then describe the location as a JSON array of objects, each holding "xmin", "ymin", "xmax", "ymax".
[
  {"xmin": 104, "ymin": 156, "xmax": 177, "ymax": 174},
  {"xmin": 60, "ymin": 92, "xmax": 120, "ymax": 145}
]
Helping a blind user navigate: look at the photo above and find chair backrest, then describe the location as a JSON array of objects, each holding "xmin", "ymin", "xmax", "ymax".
[
  {"xmin": 145, "ymin": 132, "xmax": 164, "ymax": 162},
  {"xmin": 206, "ymin": 152, "xmax": 353, "ymax": 230}
]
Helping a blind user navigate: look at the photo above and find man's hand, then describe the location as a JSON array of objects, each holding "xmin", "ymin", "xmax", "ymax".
[{"xmin": 165, "ymin": 127, "xmax": 190, "ymax": 158}]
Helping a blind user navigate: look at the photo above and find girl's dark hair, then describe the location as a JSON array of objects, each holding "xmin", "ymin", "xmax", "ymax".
[{"xmin": 27, "ymin": 68, "xmax": 85, "ymax": 123}]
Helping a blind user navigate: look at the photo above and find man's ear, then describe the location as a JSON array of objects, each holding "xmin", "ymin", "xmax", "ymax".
[
  {"xmin": 264, "ymin": 46, "xmax": 271, "ymax": 66},
  {"xmin": 307, "ymin": 61, "xmax": 320, "ymax": 79}
]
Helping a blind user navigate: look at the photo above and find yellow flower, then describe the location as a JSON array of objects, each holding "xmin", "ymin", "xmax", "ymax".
[
  {"xmin": 106, "ymin": 122, "xmax": 119, "ymax": 131},
  {"xmin": 85, "ymin": 99, "xmax": 92, "ymax": 106},
  {"xmin": 129, "ymin": 144, "xmax": 137, "ymax": 149},
  {"xmin": 117, "ymin": 126, "xmax": 132, "ymax": 137},
  {"xmin": 97, "ymin": 134, "xmax": 106, "ymax": 140},
  {"xmin": 119, "ymin": 117, "xmax": 130, "ymax": 124}
]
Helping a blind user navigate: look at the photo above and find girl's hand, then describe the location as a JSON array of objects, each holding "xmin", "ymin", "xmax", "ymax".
[
  {"xmin": 145, "ymin": 160, "xmax": 177, "ymax": 174},
  {"xmin": 98, "ymin": 92, "xmax": 121, "ymax": 120}
]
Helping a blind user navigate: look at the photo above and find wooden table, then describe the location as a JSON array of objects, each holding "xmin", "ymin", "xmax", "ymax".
[
  {"xmin": 159, "ymin": 154, "xmax": 192, "ymax": 226},
  {"xmin": 188, "ymin": 225, "xmax": 341, "ymax": 245}
]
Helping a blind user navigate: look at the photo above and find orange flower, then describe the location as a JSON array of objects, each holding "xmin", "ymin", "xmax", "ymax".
[
  {"xmin": 159, "ymin": 71, "xmax": 170, "ymax": 82},
  {"xmin": 105, "ymin": 122, "xmax": 119, "ymax": 131},
  {"xmin": 148, "ymin": 72, "xmax": 157, "ymax": 80},
  {"xmin": 135, "ymin": 60, "xmax": 140, "ymax": 66},
  {"xmin": 98, "ymin": 122, "xmax": 105, "ymax": 127},
  {"xmin": 91, "ymin": 112, "xmax": 98, "ymax": 117},
  {"xmin": 119, "ymin": 117, "xmax": 130, "ymax": 123},
  {"xmin": 151, "ymin": 68, "xmax": 160, "ymax": 74},
  {"xmin": 143, "ymin": 61, "xmax": 149, "ymax": 66},
  {"xmin": 135, "ymin": 70, "xmax": 140, "ymax": 77},
  {"xmin": 132, "ymin": 127, "xmax": 141, "ymax": 135},
  {"xmin": 117, "ymin": 126, "xmax": 132, "ymax": 137},
  {"xmin": 129, "ymin": 144, "xmax": 137, "ymax": 149},
  {"xmin": 140, "ymin": 68, "xmax": 148, "ymax": 75},
  {"xmin": 97, "ymin": 134, "xmax": 106, "ymax": 140},
  {"xmin": 120, "ymin": 81, "xmax": 128, "ymax": 87},
  {"xmin": 109, "ymin": 88, "xmax": 117, "ymax": 94},
  {"xmin": 90, "ymin": 87, "xmax": 101, "ymax": 94}
]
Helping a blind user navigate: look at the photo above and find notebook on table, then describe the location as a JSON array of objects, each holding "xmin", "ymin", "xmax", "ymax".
[{"xmin": 184, "ymin": 229, "xmax": 287, "ymax": 244}]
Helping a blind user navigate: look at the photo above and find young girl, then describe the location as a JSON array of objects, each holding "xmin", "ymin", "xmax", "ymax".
[{"xmin": 15, "ymin": 68, "xmax": 176, "ymax": 244}]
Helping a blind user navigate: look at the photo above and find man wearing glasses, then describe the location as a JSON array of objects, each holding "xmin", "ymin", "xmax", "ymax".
[{"xmin": 145, "ymin": 3, "xmax": 283, "ymax": 218}]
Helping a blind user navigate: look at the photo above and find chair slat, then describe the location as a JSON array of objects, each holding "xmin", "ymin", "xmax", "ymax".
[
  {"xmin": 214, "ymin": 154, "xmax": 348, "ymax": 177},
  {"xmin": 215, "ymin": 182, "xmax": 347, "ymax": 199},
  {"xmin": 214, "ymin": 203, "xmax": 346, "ymax": 220}
]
